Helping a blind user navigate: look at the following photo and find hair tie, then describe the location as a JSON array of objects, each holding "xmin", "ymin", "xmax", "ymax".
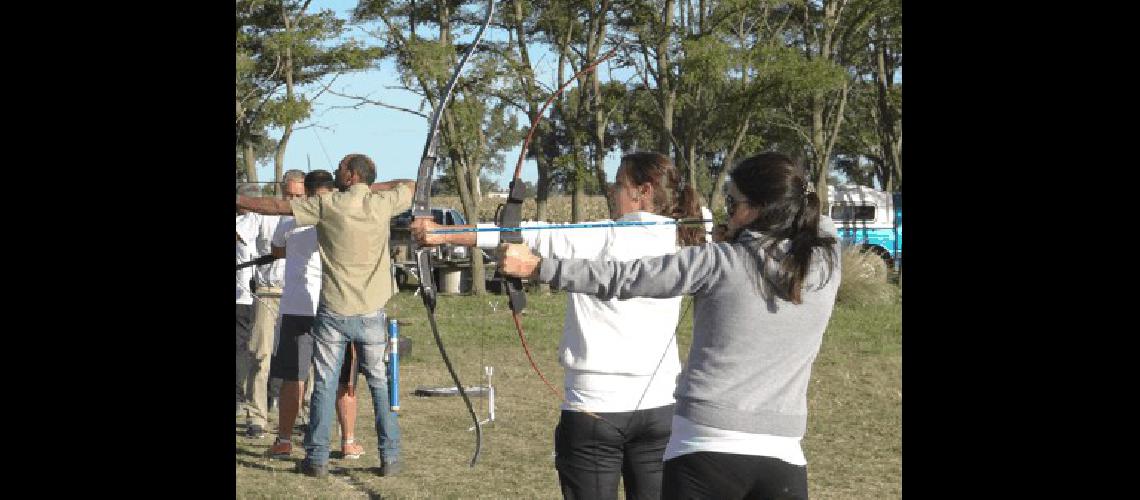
[{"xmin": 802, "ymin": 181, "xmax": 815, "ymax": 196}]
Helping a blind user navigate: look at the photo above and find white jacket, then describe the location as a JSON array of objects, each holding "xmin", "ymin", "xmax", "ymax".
[{"xmin": 476, "ymin": 212, "xmax": 684, "ymax": 412}]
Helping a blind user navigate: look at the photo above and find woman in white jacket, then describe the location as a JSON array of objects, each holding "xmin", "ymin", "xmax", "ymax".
[{"xmin": 413, "ymin": 152, "xmax": 704, "ymax": 500}]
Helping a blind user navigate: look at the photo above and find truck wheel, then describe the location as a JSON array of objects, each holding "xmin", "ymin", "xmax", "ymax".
[{"xmin": 862, "ymin": 245, "xmax": 894, "ymax": 270}]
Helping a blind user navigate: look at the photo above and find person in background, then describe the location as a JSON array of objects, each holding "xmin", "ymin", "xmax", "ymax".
[
  {"xmin": 238, "ymin": 154, "xmax": 412, "ymax": 478},
  {"xmin": 266, "ymin": 169, "xmax": 366, "ymax": 462}
]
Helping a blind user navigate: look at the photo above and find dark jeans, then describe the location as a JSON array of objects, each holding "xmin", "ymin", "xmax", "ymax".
[
  {"xmin": 554, "ymin": 404, "xmax": 673, "ymax": 500},
  {"xmin": 662, "ymin": 451, "xmax": 808, "ymax": 500}
]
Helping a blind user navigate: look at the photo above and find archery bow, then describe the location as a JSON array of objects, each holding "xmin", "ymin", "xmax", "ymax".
[
  {"xmin": 496, "ymin": 41, "xmax": 708, "ymax": 436},
  {"xmin": 431, "ymin": 218, "xmax": 713, "ymax": 234},
  {"xmin": 496, "ymin": 42, "xmax": 623, "ymax": 409},
  {"xmin": 411, "ymin": 0, "xmax": 494, "ymax": 468}
]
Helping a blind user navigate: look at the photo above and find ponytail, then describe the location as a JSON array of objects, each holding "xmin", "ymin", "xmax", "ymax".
[
  {"xmin": 731, "ymin": 153, "xmax": 837, "ymax": 304},
  {"xmin": 619, "ymin": 152, "xmax": 704, "ymax": 247},
  {"xmin": 671, "ymin": 179, "xmax": 704, "ymax": 246}
]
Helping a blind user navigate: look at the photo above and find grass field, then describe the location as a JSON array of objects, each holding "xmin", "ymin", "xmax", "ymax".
[{"xmin": 236, "ymin": 289, "xmax": 901, "ymax": 499}]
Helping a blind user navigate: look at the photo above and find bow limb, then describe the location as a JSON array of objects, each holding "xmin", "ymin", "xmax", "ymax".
[
  {"xmin": 497, "ymin": 44, "xmax": 623, "ymax": 405},
  {"xmin": 411, "ymin": 0, "xmax": 495, "ymax": 468}
]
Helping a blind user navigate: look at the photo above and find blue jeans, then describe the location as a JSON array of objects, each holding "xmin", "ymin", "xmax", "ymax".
[{"xmin": 304, "ymin": 305, "xmax": 401, "ymax": 465}]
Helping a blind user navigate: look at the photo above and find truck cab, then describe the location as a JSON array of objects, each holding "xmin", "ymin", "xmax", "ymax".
[
  {"xmin": 827, "ymin": 184, "xmax": 902, "ymax": 269},
  {"xmin": 390, "ymin": 207, "xmax": 486, "ymax": 288}
]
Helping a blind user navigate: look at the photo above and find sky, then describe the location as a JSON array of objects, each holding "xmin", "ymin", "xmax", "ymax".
[
  {"xmin": 249, "ymin": 1, "xmax": 901, "ymax": 190},
  {"xmin": 252, "ymin": 0, "xmax": 627, "ymax": 189}
]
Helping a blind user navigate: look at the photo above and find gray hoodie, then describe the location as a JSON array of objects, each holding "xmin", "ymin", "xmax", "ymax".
[{"xmin": 538, "ymin": 217, "xmax": 841, "ymax": 437}]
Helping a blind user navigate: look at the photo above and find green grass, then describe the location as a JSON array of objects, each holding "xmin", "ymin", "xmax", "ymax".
[{"xmin": 236, "ymin": 289, "xmax": 901, "ymax": 499}]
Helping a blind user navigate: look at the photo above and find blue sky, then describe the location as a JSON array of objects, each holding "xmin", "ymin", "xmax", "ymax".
[
  {"xmin": 254, "ymin": 0, "xmax": 626, "ymax": 188},
  {"xmin": 251, "ymin": 1, "xmax": 901, "ymax": 190}
]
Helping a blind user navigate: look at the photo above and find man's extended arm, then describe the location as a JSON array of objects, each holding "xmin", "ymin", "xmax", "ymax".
[
  {"xmin": 237, "ymin": 195, "xmax": 293, "ymax": 215},
  {"xmin": 369, "ymin": 179, "xmax": 415, "ymax": 192}
]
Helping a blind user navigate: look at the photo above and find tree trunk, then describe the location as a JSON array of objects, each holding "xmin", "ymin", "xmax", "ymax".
[
  {"xmin": 807, "ymin": 0, "xmax": 850, "ymax": 202},
  {"xmin": 686, "ymin": 141, "xmax": 700, "ymax": 203},
  {"xmin": 536, "ymin": 155, "xmax": 551, "ymax": 221},
  {"xmin": 590, "ymin": 1, "xmax": 611, "ymax": 209},
  {"xmin": 810, "ymin": 94, "xmax": 827, "ymax": 194},
  {"xmin": 509, "ymin": 0, "xmax": 550, "ymax": 221},
  {"xmin": 571, "ymin": 135, "xmax": 585, "ymax": 222},
  {"xmin": 874, "ymin": 34, "xmax": 901, "ymax": 193},
  {"xmin": 469, "ymin": 126, "xmax": 485, "ymax": 204},
  {"xmin": 445, "ymin": 120, "xmax": 484, "ymax": 295},
  {"xmin": 709, "ymin": 114, "xmax": 751, "ymax": 213},
  {"xmin": 573, "ymin": 171, "xmax": 586, "ymax": 223},
  {"xmin": 274, "ymin": 3, "xmax": 300, "ymax": 189},
  {"xmin": 657, "ymin": 0, "xmax": 676, "ymax": 155},
  {"xmin": 243, "ymin": 140, "xmax": 259, "ymax": 183}
]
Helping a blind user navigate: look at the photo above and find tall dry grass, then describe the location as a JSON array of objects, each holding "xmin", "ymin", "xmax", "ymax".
[
  {"xmin": 836, "ymin": 246, "xmax": 899, "ymax": 306},
  {"xmin": 434, "ymin": 195, "xmax": 611, "ymax": 223}
]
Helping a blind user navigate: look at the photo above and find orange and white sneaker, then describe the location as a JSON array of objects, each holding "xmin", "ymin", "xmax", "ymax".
[
  {"xmin": 342, "ymin": 439, "xmax": 365, "ymax": 460},
  {"xmin": 268, "ymin": 437, "xmax": 293, "ymax": 459}
]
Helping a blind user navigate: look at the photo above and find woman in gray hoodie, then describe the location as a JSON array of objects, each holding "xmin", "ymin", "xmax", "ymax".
[{"xmin": 498, "ymin": 152, "xmax": 841, "ymax": 500}]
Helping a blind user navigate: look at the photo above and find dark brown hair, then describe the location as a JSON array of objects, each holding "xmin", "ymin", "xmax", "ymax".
[{"xmin": 730, "ymin": 152, "xmax": 837, "ymax": 304}]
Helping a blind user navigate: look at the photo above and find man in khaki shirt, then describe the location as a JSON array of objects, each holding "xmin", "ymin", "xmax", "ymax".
[{"xmin": 237, "ymin": 153, "xmax": 413, "ymax": 478}]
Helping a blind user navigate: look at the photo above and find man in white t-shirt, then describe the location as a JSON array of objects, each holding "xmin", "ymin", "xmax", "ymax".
[
  {"xmin": 236, "ymin": 183, "xmax": 262, "ymax": 416},
  {"xmin": 238, "ymin": 170, "xmax": 306, "ymax": 439},
  {"xmin": 266, "ymin": 170, "xmax": 367, "ymax": 461}
]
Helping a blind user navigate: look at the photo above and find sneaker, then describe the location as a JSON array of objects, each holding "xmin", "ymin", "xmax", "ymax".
[
  {"xmin": 245, "ymin": 424, "xmax": 267, "ymax": 439},
  {"xmin": 341, "ymin": 441, "xmax": 365, "ymax": 460},
  {"xmin": 378, "ymin": 459, "xmax": 402, "ymax": 477},
  {"xmin": 296, "ymin": 460, "xmax": 328, "ymax": 478},
  {"xmin": 268, "ymin": 438, "xmax": 293, "ymax": 459}
]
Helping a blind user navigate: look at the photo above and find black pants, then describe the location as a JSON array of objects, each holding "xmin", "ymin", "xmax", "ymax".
[
  {"xmin": 662, "ymin": 452, "xmax": 808, "ymax": 500},
  {"xmin": 554, "ymin": 405, "xmax": 673, "ymax": 500}
]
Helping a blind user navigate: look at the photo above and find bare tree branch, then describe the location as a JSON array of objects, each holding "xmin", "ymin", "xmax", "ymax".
[
  {"xmin": 309, "ymin": 73, "xmax": 341, "ymax": 100},
  {"xmin": 325, "ymin": 89, "xmax": 430, "ymax": 118},
  {"xmin": 294, "ymin": 123, "xmax": 335, "ymax": 132}
]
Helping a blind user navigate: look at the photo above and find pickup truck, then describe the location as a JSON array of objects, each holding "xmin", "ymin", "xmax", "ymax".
[{"xmin": 389, "ymin": 207, "xmax": 496, "ymax": 290}]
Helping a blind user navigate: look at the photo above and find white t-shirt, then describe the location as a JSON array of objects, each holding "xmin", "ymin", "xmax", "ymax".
[
  {"xmin": 271, "ymin": 217, "xmax": 322, "ymax": 316},
  {"xmin": 235, "ymin": 214, "xmax": 259, "ymax": 305},
  {"xmin": 476, "ymin": 212, "xmax": 684, "ymax": 412},
  {"xmin": 248, "ymin": 213, "xmax": 286, "ymax": 288},
  {"xmin": 663, "ymin": 414, "xmax": 806, "ymax": 466}
]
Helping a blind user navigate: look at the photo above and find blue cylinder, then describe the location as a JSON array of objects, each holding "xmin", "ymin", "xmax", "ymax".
[{"xmin": 388, "ymin": 319, "xmax": 400, "ymax": 411}]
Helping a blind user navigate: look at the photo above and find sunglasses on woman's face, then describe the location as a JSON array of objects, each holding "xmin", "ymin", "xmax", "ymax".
[{"xmin": 725, "ymin": 192, "xmax": 739, "ymax": 217}]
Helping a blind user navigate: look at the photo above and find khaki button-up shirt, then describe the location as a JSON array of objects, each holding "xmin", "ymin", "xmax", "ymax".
[{"xmin": 291, "ymin": 183, "xmax": 413, "ymax": 316}]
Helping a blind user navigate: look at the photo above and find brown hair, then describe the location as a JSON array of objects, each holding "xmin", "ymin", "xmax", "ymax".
[
  {"xmin": 619, "ymin": 152, "xmax": 703, "ymax": 246},
  {"xmin": 730, "ymin": 152, "xmax": 837, "ymax": 304}
]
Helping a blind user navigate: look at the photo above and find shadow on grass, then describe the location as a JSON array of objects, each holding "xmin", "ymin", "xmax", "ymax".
[
  {"xmin": 332, "ymin": 468, "xmax": 385, "ymax": 500},
  {"xmin": 236, "ymin": 450, "xmax": 385, "ymax": 499},
  {"xmin": 235, "ymin": 457, "xmax": 294, "ymax": 473},
  {"xmin": 236, "ymin": 447, "xmax": 272, "ymax": 459}
]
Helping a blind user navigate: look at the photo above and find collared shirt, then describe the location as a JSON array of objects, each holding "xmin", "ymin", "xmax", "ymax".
[
  {"xmin": 236, "ymin": 213, "xmax": 259, "ymax": 305},
  {"xmin": 290, "ymin": 183, "xmax": 412, "ymax": 316},
  {"xmin": 252, "ymin": 214, "xmax": 286, "ymax": 288}
]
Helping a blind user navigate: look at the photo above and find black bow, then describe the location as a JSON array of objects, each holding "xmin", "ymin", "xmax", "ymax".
[{"xmin": 410, "ymin": 0, "xmax": 494, "ymax": 468}]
